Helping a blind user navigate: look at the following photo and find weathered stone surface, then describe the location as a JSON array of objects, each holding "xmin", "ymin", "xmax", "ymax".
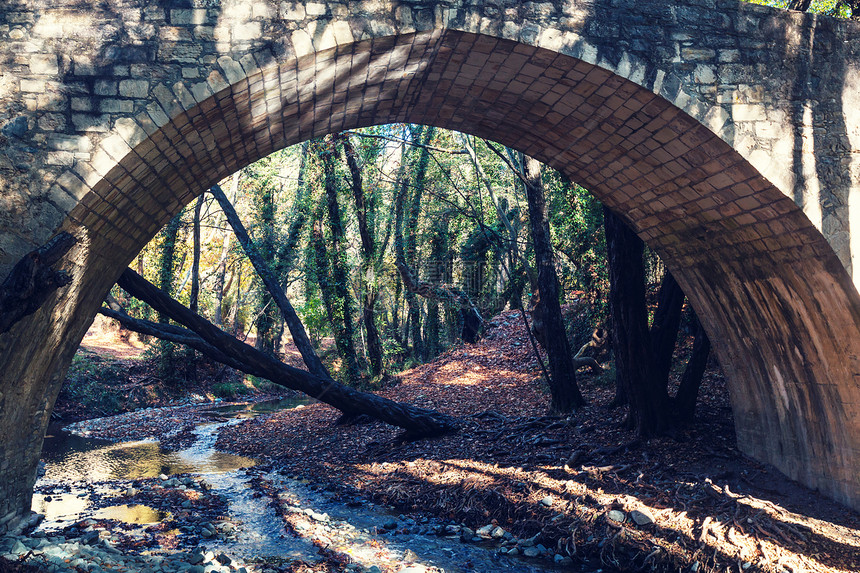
[{"xmin": 1, "ymin": 0, "xmax": 860, "ymax": 525}]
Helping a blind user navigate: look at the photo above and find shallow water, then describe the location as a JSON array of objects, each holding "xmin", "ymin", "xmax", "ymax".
[{"xmin": 33, "ymin": 397, "xmax": 572, "ymax": 570}]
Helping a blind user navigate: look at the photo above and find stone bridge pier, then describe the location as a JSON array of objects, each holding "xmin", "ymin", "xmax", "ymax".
[{"xmin": 1, "ymin": 0, "xmax": 860, "ymax": 525}]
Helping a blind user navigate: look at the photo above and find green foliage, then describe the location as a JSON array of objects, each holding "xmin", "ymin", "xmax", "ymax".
[
  {"xmin": 58, "ymin": 350, "xmax": 127, "ymax": 416},
  {"xmin": 298, "ymin": 294, "xmax": 329, "ymax": 346},
  {"xmin": 212, "ymin": 381, "xmax": 251, "ymax": 399}
]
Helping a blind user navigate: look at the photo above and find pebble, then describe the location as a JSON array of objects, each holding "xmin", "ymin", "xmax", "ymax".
[
  {"xmin": 540, "ymin": 496, "xmax": 554, "ymax": 507},
  {"xmin": 607, "ymin": 510, "xmax": 626, "ymax": 523},
  {"xmin": 630, "ymin": 509, "xmax": 655, "ymax": 526}
]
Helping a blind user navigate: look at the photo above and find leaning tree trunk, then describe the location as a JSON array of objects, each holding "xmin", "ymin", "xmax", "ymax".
[
  {"xmin": 114, "ymin": 269, "xmax": 457, "ymax": 437},
  {"xmin": 604, "ymin": 206, "xmax": 670, "ymax": 437},
  {"xmin": 210, "ymin": 184, "xmax": 331, "ymax": 380},
  {"xmin": 649, "ymin": 270, "xmax": 685, "ymax": 389},
  {"xmin": 674, "ymin": 315, "xmax": 711, "ymax": 424},
  {"xmin": 524, "ymin": 156, "xmax": 585, "ymax": 413}
]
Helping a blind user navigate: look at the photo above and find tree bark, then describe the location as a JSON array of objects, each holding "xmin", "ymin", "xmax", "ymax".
[
  {"xmin": 524, "ymin": 156, "xmax": 585, "ymax": 413},
  {"xmin": 209, "ymin": 184, "xmax": 331, "ymax": 380},
  {"xmin": 337, "ymin": 133, "xmax": 384, "ymax": 377},
  {"xmin": 604, "ymin": 206, "xmax": 670, "ymax": 436},
  {"xmin": 115, "ymin": 268, "xmax": 458, "ymax": 437},
  {"xmin": 186, "ymin": 195, "xmax": 204, "ymax": 382},
  {"xmin": 649, "ymin": 271, "xmax": 685, "ymax": 389},
  {"xmin": 0, "ymin": 232, "xmax": 76, "ymax": 335},
  {"xmin": 318, "ymin": 140, "xmax": 362, "ymax": 382},
  {"xmin": 674, "ymin": 315, "xmax": 711, "ymax": 424}
]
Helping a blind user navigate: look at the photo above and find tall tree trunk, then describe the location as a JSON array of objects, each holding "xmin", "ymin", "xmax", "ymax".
[
  {"xmin": 210, "ymin": 185, "xmax": 331, "ymax": 379},
  {"xmin": 250, "ymin": 172, "xmax": 278, "ymax": 358},
  {"xmin": 337, "ymin": 133, "xmax": 384, "ymax": 377},
  {"xmin": 674, "ymin": 315, "xmax": 711, "ymax": 424},
  {"xmin": 156, "ymin": 212, "xmax": 183, "ymax": 381},
  {"xmin": 524, "ymin": 156, "xmax": 585, "ymax": 413},
  {"xmin": 649, "ymin": 271, "xmax": 685, "ymax": 389},
  {"xmin": 186, "ymin": 195, "xmax": 204, "ymax": 382},
  {"xmin": 318, "ymin": 138, "xmax": 362, "ymax": 383},
  {"xmin": 604, "ymin": 206, "xmax": 670, "ymax": 437},
  {"xmin": 114, "ymin": 269, "xmax": 458, "ymax": 437},
  {"xmin": 395, "ymin": 126, "xmax": 434, "ymax": 360}
]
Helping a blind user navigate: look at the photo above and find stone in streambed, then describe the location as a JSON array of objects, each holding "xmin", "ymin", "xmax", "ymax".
[
  {"xmin": 523, "ymin": 547, "xmax": 541, "ymax": 557},
  {"xmin": 630, "ymin": 509, "xmax": 655, "ymax": 526},
  {"xmin": 607, "ymin": 510, "xmax": 626, "ymax": 523},
  {"xmin": 540, "ymin": 496, "xmax": 554, "ymax": 507}
]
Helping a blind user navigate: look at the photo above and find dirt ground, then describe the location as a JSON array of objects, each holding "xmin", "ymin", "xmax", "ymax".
[{"xmin": 211, "ymin": 310, "xmax": 860, "ymax": 573}]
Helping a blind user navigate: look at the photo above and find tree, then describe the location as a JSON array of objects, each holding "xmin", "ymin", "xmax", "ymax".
[
  {"xmin": 603, "ymin": 206, "xmax": 670, "ymax": 436},
  {"xmin": 112, "ymin": 268, "xmax": 458, "ymax": 437},
  {"xmin": 312, "ymin": 137, "xmax": 362, "ymax": 383},
  {"xmin": 209, "ymin": 184, "xmax": 332, "ymax": 380},
  {"xmin": 336, "ymin": 132, "xmax": 385, "ymax": 377},
  {"xmin": 524, "ymin": 156, "xmax": 586, "ymax": 413}
]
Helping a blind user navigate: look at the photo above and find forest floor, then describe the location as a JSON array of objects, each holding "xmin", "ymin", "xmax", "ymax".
[
  {"xmin": 215, "ymin": 310, "xmax": 860, "ymax": 573},
  {"xmin": 38, "ymin": 311, "xmax": 860, "ymax": 573}
]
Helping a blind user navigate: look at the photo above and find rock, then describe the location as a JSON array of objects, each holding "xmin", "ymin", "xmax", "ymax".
[
  {"xmin": 523, "ymin": 547, "xmax": 541, "ymax": 557},
  {"xmin": 383, "ymin": 520, "xmax": 398, "ymax": 530},
  {"xmin": 189, "ymin": 551, "xmax": 205, "ymax": 565},
  {"xmin": 81, "ymin": 531, "xmax": 100, "ymax": 545},
  {"xmin": 507, "ymin": 547, "xmax": 520, "ymax": 556},
  {"xmin": 491, "ymin": 526, "xmax": 506, "ymax": 539},
  {"xmin": 215, "ymin": 552, "xmax": 231, "ymax": 565},
  {"xmin": 366, "ymin": 567, "xmax": 383, "ymax": 573},
  {"xmin": 540, "ymin": 496, "xmax": 554, "ymax": 507},
  {"xmin": 159, "ymin": 474, "xmax": 169, "ymax": 481},
  {"xmin": 607, "ymin": 510, "xmax": 626, "ymax": 523},
  {"xmin": 476, "ymin": 524, "xmax": 494, "ymax": 537},
  {"xmin": 554, "ymin": 554, "xmax": 573, "ymax": 565},
  {"xmin": 630, "ymin": 509, "xmax": 655, "ymax": 526}
]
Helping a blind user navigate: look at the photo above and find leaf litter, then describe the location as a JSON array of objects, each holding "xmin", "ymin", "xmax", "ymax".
[{"xmin": 216, "ymin": 310, "xmax": 860, "ymax": 573}]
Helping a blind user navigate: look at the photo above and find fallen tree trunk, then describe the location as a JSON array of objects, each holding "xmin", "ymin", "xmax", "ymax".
[
  {"xmin": 0, "ymin": 232, "xmax": 76, "ymax": 334},
  {"xmin": 115, "ymin": 268, "xmax": 458, "ymax": 437}
]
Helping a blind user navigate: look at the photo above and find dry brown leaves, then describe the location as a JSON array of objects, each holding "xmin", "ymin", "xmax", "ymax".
[{"xmin": 217, "ymin": 310, "xmax": 860, "ymax": 573}]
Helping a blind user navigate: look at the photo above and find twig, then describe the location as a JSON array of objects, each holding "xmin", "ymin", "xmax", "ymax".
[{"xmin": 518, "ymin": 309, "xmax": 553, "ymax": 391}]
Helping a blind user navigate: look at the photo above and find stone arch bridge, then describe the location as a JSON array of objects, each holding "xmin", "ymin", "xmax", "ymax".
[{"xmin": 1, "ymin": 0, "xmax": 860, "ymax": 523}]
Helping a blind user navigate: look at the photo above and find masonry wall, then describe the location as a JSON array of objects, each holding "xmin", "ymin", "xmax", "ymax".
[{"xmin": 1, "ymin": 0, "xmax": 859, "ymax": 522}]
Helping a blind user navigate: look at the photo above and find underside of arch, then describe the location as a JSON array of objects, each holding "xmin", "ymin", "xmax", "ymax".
[{"xmin": 8, "ymin": 30, "xmax": 860, "ymax": 513}]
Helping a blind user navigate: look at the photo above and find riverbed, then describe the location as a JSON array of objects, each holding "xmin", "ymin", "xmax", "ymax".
[{"xmin": 2, "ymin": 399, "xmax": 584, "ymax": 572}]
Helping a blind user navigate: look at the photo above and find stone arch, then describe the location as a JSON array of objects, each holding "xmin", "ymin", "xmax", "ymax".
[{"xmin": 2, "ymin": 0, "xmax": 860, "ymax": 521}]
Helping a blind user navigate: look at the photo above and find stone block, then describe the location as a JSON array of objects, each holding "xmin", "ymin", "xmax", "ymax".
[
  {"xmin": 119, "ymin": 79, "xmax": 149, "ymax": 98},
  {"xmin": 99, "ymin": 99, "xmax": 135, "ymax": 113},
  {"xmin": 170, "ymin": 9, "xmax": 209, "ymax": 26},
  {"xmin": 94, "ymin": 80, "xmax": 117, "ymax": 96},
  {"xmin": 71, "ymin": 114, "xmax": 110, "ymax": 132},
  {"xmin": 29, "ymin": 54, "xmax": 58, "ymax": 75}
]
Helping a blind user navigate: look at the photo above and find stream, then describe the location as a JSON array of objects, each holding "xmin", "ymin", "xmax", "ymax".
[{"xmin": 20, "ymin": 399, "xmax": 582, "ymax": 572}]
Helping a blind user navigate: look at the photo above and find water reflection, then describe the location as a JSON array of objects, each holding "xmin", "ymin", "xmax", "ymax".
[
  {"xmin": 34, "ymin": 398, "xmax": 309, "ymax": 529},
  {"xmin": 40, "ymin": 430, "xmax": 257, "ymax": 482},
  {"xmin": 93, "ymin": 504, "xmax": 168, "ymax": 524}
]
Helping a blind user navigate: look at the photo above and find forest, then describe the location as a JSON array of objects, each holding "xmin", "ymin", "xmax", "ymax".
[{"xmin": 100, "ymin": 123, "xmax": 713, "ymax": 440}]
